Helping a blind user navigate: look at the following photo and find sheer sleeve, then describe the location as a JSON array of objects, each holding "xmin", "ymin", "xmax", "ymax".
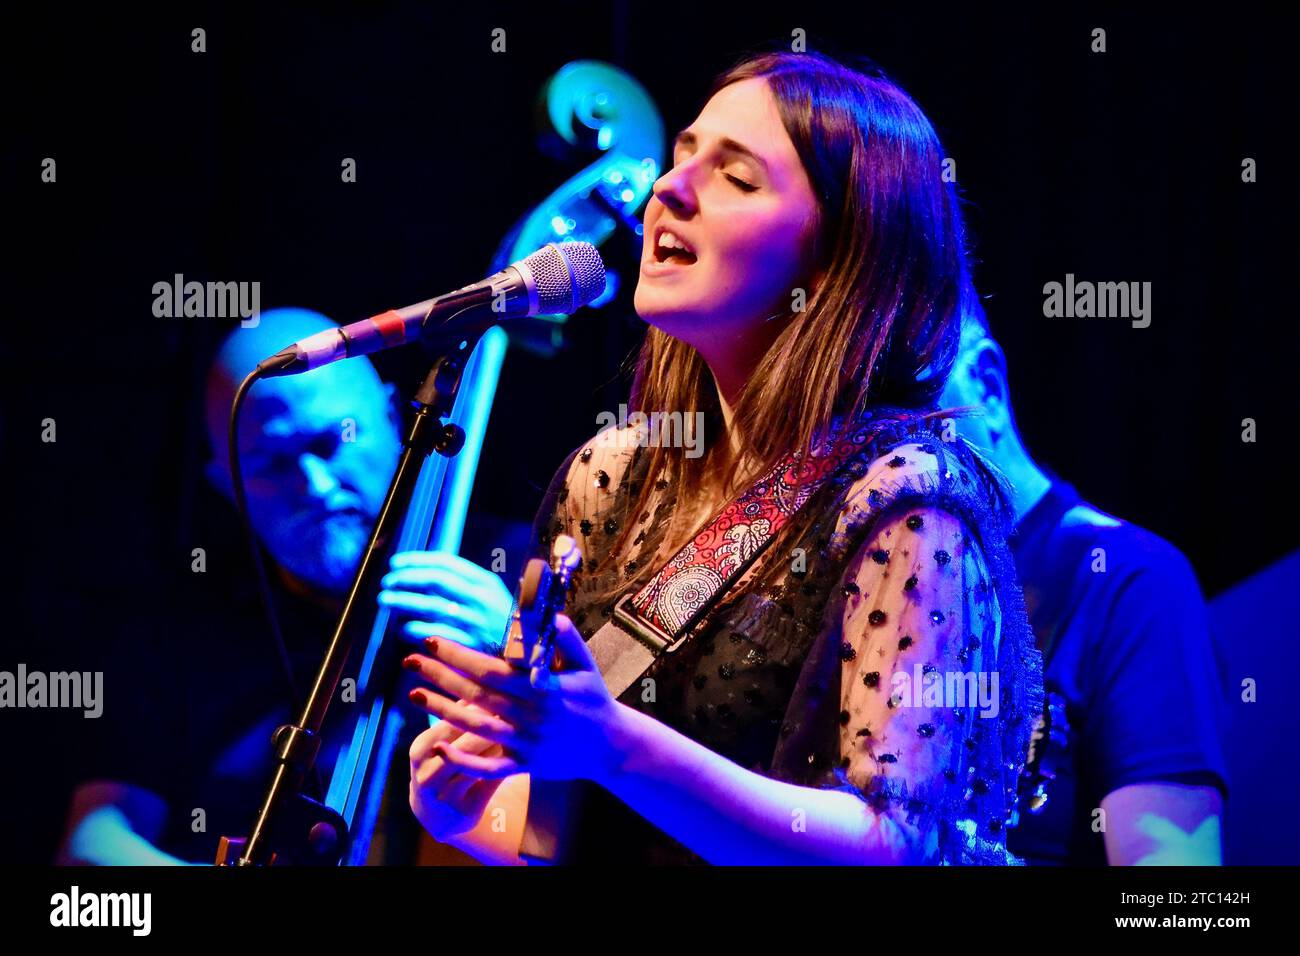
[
  {"xmin": 837, "ymin": 509, "xmax": 972, "ymax": 858},
  {"xmin": 835, "ymin": 503, "xmax": 1004, "ymax": 862},
  {"xmin": 527, "ymin": 425, "xmax": 650, "ymax": 634}
]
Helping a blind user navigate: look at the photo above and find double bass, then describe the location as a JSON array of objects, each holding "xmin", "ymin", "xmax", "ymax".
[
  {"xmin": 328, "ymin": 59, "xmax": 664, "ymax": 866},
  {"xmin": 217, "ymin": 60, "xmax": 664, "ymax": 865}
]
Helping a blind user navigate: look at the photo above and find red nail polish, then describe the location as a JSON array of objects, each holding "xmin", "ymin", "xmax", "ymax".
[
  {"xmin": 401, "ymin": 655, "xmax": 421, "ymax": 672},
  {"xmin": 408, "ymin": 688, "xmax": 426, "ymax": 705},
  {"xmin": 424, "ymin": 637, "xmax": 439, "ymax": 655}
]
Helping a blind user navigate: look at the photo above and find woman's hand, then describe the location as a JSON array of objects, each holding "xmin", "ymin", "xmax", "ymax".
[
  {"xmin": 408, "ymin": 706, "xmax": 511, "ymax": 843},
  {"xmin": 379, "ymin": 551, "xmax": 514, "ymax": 653},
  {"xmin": 403, "ymin": 614, "xmax": 622, "ymax": 784}
]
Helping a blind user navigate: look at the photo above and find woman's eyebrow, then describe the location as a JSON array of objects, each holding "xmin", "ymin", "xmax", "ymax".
[{"xmin": 673, "ymin": 128, "xmax": 770, "ymax": 173}]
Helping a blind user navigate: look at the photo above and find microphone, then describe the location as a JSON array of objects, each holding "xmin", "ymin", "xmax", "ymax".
[{"xmin": 257, "ymin": 242, "xmax": 606, "ymax": 377}]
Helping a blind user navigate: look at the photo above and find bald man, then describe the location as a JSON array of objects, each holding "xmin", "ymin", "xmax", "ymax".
[
  {"xmin": 203, "ymin": 307, "xmax": 404, "ymax": 596},
  {"xmin": 56, "ymin": 309, "xmax": 402, "ymax": 863},
  {"xmin": 57, "ymin": 309, "xmax": 513, "ymax": 865}
]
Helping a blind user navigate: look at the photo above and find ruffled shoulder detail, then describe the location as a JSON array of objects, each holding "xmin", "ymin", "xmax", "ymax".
[{"xmin": 766, "ymin": 411, "xmax": 1044, "ymax": 865}]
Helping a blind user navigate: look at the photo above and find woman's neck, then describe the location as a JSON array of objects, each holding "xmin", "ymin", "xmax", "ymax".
[
  {"xmin": 715, "ymin": 388, "xmax": 737, "ymax": 446},
  {"xmin": 695, "ymin": 316, "xmax": 788, "ymax": 460}
]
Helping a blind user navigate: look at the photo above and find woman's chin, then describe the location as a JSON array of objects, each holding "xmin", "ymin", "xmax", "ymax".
[
  {"xmin": 633, "ymin": 306, "xmax": 695, "ymax": 340},
  {"xmin": 633, "ymin": 287, "xmax": 700, "ymax": 333}
]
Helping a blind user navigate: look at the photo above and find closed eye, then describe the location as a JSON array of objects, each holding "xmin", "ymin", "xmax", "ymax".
[{"xmin": 725, "ymin": 173, "xmax": 759, "ymax": 192}]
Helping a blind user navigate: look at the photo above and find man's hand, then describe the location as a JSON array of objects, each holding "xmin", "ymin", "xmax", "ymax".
[{"xmin": 379, "ymin": 551, "xmax": 513, "ymax": 653}]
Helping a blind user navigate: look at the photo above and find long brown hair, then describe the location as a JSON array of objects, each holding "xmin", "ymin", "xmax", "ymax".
[{"xmin": 606, "ymin": 50, "xmax": 973, "ymax": 583}]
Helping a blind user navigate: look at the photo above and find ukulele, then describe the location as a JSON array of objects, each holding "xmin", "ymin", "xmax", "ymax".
[{"xmin": 500, "ymin": 533, "xmax": 583, "ymax": 864}]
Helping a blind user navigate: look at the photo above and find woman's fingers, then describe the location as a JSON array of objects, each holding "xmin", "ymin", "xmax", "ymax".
[
  {"xmin": 418, "ymin": 638, "xmax": 537, "ymax": 697},
  {"xmin": 409, "ymin": 720, "xmax": 464, "ymax": 764},
  {"xmin": 549, "ymin": 614, "xmax": 598, "ymax": 672},
  {"xmin": 408, "ymin": 689, "xmax": 525, "ymax": 749},
  {"xmin": 432, "ymin": 737, "xmax": 500, "ymax": 801},
  {"xmin": 411, "ymin": 719, "xmax": 501, "ymax": 793},
  {"xmin": 433, "ymin": 741, "xmax": 522, "ymax": 780},
  {"xmin": 412, "ymin": 741, "xmax": 462, "ymax": 791},
  {"xmin": 402, "ymin": 654, "xmax": 535, "ymax": 721}
]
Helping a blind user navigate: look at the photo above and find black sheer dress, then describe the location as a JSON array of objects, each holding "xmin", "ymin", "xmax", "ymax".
[{"xmin": 527, "ymin": 409, "xmax": 1043, "ymax": 865}]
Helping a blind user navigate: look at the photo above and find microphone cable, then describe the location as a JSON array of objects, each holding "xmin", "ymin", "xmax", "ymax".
[{"xmin": 228, "ymin": 368, "xmax": 326, "ymax": 798}]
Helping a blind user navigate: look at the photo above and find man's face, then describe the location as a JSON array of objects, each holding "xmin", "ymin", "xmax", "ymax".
[{"xmin": 235, "ymin": 367, "xmax": 401, "ymax": 595}]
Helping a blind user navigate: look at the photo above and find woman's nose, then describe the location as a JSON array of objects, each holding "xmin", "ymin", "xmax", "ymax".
[{"xmin": 652, "ymin": 167, "xmax": 696, "ymax": 216}]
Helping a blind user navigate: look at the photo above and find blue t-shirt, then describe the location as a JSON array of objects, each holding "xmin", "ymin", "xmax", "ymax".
[{"xmin": 1005, "ymin": 478, "xmax": 1229, "ymax": 865}]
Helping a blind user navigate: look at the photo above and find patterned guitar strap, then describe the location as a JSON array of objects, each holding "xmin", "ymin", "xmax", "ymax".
[
  {"xmin": 587, "ymin": 415, "xmax": 889, "ymax": 697},
  {"xmin": 521, "ymin": 414, "xmax": 906, "ymax": 863}
]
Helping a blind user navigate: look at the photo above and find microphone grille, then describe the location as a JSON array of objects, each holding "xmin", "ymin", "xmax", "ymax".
[{"xmin": 524, "ymin": 242, "xmax": 607, "ymax": 315}]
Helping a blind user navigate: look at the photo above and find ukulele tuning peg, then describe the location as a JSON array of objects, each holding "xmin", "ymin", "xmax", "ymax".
[{"xmin": 552, "ymin": 534, "xmax": 582, "ymax": 573}]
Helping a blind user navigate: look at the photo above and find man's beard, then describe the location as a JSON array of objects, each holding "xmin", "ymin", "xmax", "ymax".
[{"xmin": 268, "ymin": 508, "xmax": 371, "ymax": 596}]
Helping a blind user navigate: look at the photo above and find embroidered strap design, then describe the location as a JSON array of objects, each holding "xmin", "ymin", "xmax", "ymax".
[{"xmin": 615, "ymin": 414, "xmax": 903, "ymax": 651}]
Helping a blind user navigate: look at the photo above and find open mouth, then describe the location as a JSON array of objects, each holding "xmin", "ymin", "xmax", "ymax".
[{"xmin": 653, "ymin": 228, "xmax": 698, "ymax": 265}]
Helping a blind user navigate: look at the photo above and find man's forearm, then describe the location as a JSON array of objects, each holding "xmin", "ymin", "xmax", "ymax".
[
  {"xmin": 1101, "ymin": 783, "xmax": 1224, "ymax": 865},
  {"xmin": 64, "ymin": 808, "xmax": 191, "ymax": 866}
]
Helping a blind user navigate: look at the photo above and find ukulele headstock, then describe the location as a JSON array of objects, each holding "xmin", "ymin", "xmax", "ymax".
[{"xmin": 502, "ymin": 534, "xmax": 582, "ymax": 670}]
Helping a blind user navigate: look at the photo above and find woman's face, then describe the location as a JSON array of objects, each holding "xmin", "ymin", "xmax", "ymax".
[{"xmin": 634, "ymin": 77, "xmax": 822, "ymax": 356}]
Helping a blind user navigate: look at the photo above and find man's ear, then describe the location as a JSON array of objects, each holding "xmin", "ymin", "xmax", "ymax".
[
  {"xmin": 383, "ymin": 381, "xmax": 402, "ymax": 433},
  {"xmin": 971, "ymin": 339, "xmax": 1012, "ymax": 438},
  {"xmin": 205, "ymin": 458, "xmax": 233, "ymax": 500}
]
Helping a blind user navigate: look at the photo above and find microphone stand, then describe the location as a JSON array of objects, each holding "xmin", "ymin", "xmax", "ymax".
[{"xmin": 218, "ymin": 324, "xmax": 486, "ymax": 866}]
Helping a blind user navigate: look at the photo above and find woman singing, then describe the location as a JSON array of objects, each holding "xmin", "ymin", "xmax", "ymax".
[{"xmin": 398, "ymin": 50, "xmax": 1043, "ymax": 865}]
